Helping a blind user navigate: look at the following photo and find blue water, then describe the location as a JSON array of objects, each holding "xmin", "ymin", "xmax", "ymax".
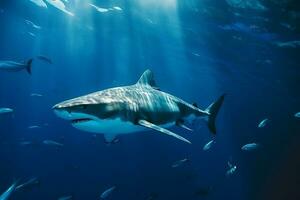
[{"xmin": 0, "ymin": 0, "xmax": 300, "ymax": 199}]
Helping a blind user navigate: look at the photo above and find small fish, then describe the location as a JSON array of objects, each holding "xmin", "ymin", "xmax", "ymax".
[
  {"xmin": 203, "ymin": 140, "xmax": 215, "ymax": 151},
  {"xmin": 58, "ymin": 195, "xmax": 73, "ymax": 200},
  {"xmin": 28, "ymin": 125, "xmax": 41, "ymax": 129},
  {"xmin": 0, "ymin": 108, "xmax": 13, "ymax": 114},
  {"xmin": 36, "ymin": 55, "xmax": 52, "ymax": 64},
  {"xmin": 113, "ymin": 6, "xmax": 122, "ymax": 11},
  {"xmin": 258, "ymin": 118, "xmax": 269, "ymax": 128},
  {"xmin": 192, "ymin": 53, "xmax": 200, "ymax": 57},
  {"xmin": 19, "ymin": 141, "xmax": 34, "ymax": 146},
  {"xmin": 89, "ymin": 3, "xmax": 109, "ymax": 13},
  {"xmin": 25, "ymin": 20, "xmax": 41, "ymax": 30},
  {"xmin": 275, "ymin": 40, "xmax": 300, "ymax": 48},
  {"xmin": 0, "ymin": 59, "xmax": 33, "ymax": 74},
  {"xmin": 15, "ymin": 177, "xmax": 39, "ymax": 191},
  {"xmin": 28, "ymin": 32, "xmax": 36, "ymax": 37},
  {"xmin": 100, "ymin": 186, "xmax": 116, "ymax": 199},
  {"xmin": 226, "ymin": 161, "xmax": 237, "ymax": 177},
  {"xmin": 294, "ymin": 112, "xmax": 300, "ymax": 118},
  {"xmin": 171, "ymin": 158, "xmax": 189, "ymax": 168},
  {"xmin": 30, "ymin": 0, "xmax": 47, "ymax": 8},
  {"xmin": 0, "ymin": 181, "xmax": 18, "ymax": 200},
  {"xmin": 45, "ymin": 0, "xmax": 74, "ymax": 16},
  {"xmin": 241, "ymin": 143, "xmax": 259, "ymax": 151},
  {"xmin": 30, "ymin": 93, "xmax": 43, "ymax": 97},
  {"xmin": 43, "ymin": 140, "xmax": 64, "ymax": 147}
]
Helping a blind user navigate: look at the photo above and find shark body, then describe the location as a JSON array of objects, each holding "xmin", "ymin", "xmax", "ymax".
[{"xmin": 53, "ymin": 70, "xmax": 225, "ymax": 144}]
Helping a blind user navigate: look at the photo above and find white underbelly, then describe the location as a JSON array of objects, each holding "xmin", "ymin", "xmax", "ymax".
[
  {"xmin": 72, "ymin": 118, "xmax": 146, "ymax": 134},
  {"xmin": 72, "ymin": 118, "xmax": 174, "ymax": 135}
]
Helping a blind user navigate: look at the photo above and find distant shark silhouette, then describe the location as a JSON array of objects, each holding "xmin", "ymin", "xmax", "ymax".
[
  {"xmin": 0, "ymin": 59, "xmax": 33, "ymax": 74},
  {"xmin": 53, "ymin": 70, "xmax": 225, "ymax": 144}
]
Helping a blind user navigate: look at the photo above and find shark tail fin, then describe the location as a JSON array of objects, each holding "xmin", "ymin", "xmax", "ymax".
[
  {"xmin": 205, "ymin": 94, "xmax": 226, "ymax": 135},
  {"xmin": 26, "ymin": 59, "xmax": 33, "ymax": 75}
]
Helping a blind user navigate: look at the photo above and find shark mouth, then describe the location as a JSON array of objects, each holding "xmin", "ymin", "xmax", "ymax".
[{"xmin": 71, "ymin": 118, "xmax": 93, "ymax": 124}]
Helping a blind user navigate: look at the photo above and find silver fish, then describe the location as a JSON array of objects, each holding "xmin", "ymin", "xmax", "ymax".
[
  {"xmin": 241, "ymin": 143, "xmax": 259, "ymax": 151},
  {"xmin": 258, "ymin": 118, "xmax": 269, "ymax": 128},
  {"xmin": 100, "ymin": 186, "xmax": 116, "ymax": 199}
]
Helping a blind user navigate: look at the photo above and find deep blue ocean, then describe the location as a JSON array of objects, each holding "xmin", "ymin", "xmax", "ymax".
[{"xmin": 0, "ymin": 0, "xmax": 300, "ymax": 199}]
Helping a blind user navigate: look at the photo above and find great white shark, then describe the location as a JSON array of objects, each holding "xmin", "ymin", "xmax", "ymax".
[{"xmin": 53, "ymin": 70, "xmax": 225, "ymax": 144}]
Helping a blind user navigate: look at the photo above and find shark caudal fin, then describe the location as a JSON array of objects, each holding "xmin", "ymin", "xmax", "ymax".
[
  {"xmin": 205, "ymin": 94, "xmax": 226, "ymax": 134},
  {"xmin": 26, "ymin": 59, "xmax": 33, "ymax": 75}
]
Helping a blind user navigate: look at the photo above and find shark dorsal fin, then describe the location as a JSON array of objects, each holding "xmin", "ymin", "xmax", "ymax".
[{"xmin": 136, "ymin": 69, "xmax": 157, "ymax": 88}]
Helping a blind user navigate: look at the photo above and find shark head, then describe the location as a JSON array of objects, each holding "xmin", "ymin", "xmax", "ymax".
[{"xmin": 52, "ymin": 91, "xmax": 122, "ymax": 133}]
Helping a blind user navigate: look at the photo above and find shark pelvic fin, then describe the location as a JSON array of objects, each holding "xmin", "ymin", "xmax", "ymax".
[
  {"xmin": 176, "ymin": 119, "xmax": 193, "ymax": 132},
  {"xmin": 136, "ymin": 69, "xmax": 157, "ymax": 88},
  {"xmin": 138, "ymin": 120, "xmax": 191, "ymax": 144}
]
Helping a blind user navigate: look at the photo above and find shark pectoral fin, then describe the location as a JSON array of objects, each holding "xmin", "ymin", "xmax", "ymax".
[
  {"xmin": 176, "ymin": 119, "xmax": 193, "ymax": 132},
  {"xmin": 104, "ymin": 134, "xmax": 118, "ymax": 143},
  {"xmin": 138, "ymin": 120, "xmax": 191, "ymax": 144}
]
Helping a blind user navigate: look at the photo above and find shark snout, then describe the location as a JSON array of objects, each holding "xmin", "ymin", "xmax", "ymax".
[{"xmin": 53, "ymin": 105, "xmax": 73, "ymax": 120}]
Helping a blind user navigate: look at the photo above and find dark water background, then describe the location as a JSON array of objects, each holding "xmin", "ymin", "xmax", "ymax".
[{"xmin": 0, "ymin": 0, "xmax": 300, "ymax": 199}]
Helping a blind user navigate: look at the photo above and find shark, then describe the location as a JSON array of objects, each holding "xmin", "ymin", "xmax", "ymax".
[
  {"xmin": 0, "ymin": 59, "xmax": 33, "ymax": 74},
  {"xmin": 53, "ymin": 70, "xmax": 225, "ymax": 144}
]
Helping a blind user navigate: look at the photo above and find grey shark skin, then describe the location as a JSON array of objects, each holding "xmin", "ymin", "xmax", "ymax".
[
  {"xmin": 0, "ymin": 59, "xmax": 33, "ymax": 74},
  {"xmin": 53, "ymin": 70, "xmax": 225, "ymax": 144}
]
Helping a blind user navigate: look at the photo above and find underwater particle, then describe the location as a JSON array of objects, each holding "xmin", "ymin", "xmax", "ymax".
[
  {"xmin": 145, "ymin": 192, "xmax": 158, "ymax": 200},
  {"xmin": 294, "ymin": 112, "xmax": 300, "ymax": 118},
  {"xmin": 100, "ymin": 186, "xmax": 116, "ymax": 199},
  {"xmin": 43, "ymin": 140, "xmax": 64, "ymax": 147},
  {"xmin": 15, "ymin": 177, "xmax": 39, "ymax": 191},
  {"xmin": 203, "ymin": 140, "xmax": 215, "ymax": 151},
  {"xmin": 57, "ymin": 195, "xmax": 73, "ymax": 200},
  {"xmin": 0, "ymin": 108, "xmax": 13, "ymax": 114},
  {"xmin": 280, "ymin": 22, "xmax": 295, "ymax": 31},
  {"xmin": 89, "ymin": 3, "xmax": 109, "ymax": 13},
  {"xmin": 171, "ymin": 158, "xmax": 189, "ymax": 168},
  {"xmin": 241, "ymin": 143, "xmax": 260, "ymax": 151},
  {"xmin": 258, "ymin": 118, "xmax": 269, "ymax": 128},
  {"xmin": 226, "ymin": 161, "xmax": 237, "ymax": 177},
  {"xmin": 0, "ymin": 59, "xmax": 33, "ymax": 75},
  {"xmin": 30, "ymin": 0, "xmax": 47, "ymax": 8},
  {"xmin": 0, "ymin": 181, "xmax": 18, "ymax": 200},
  {"xmin": 194, "ymin": 186, "xmax": 212, "ymax": 197}
]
